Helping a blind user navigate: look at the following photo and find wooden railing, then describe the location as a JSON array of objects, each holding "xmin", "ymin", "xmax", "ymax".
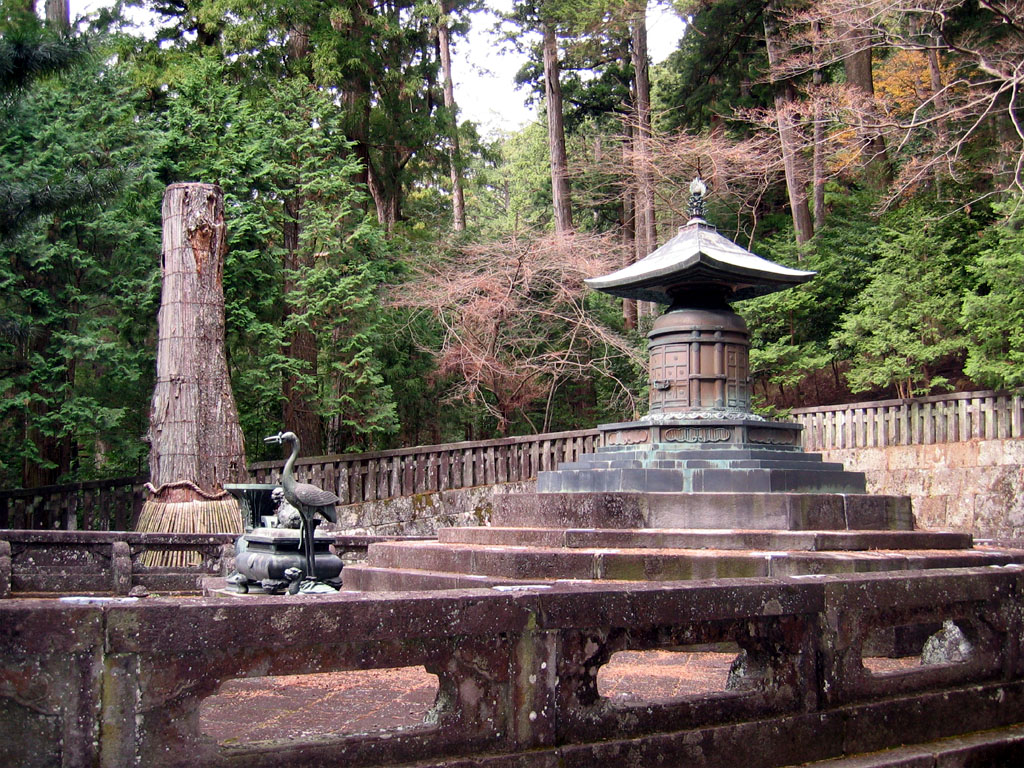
[
  {"xmin": 5, "ymin": 391, "xmax": 1024, "ymax": 531},
  {"xmin": 0, "ymin": 475, "xmax": 146, "ymax": 531},
  {"xmin": 791, "ymin": 390, "xmax": 1024, "ymax": 451},
  {"xmin": 250, "ymin": 428, "xmax": 602, "ymax": 504}
]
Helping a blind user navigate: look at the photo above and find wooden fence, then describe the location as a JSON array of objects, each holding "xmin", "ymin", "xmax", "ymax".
[
  {"xmin": 0, "ymin": 475, "xmax": 146, "ymax": 532},
  {"xmin": 791, "ymin": 389, "xmax": 1024, "ymax": 452},
  {"xmin": 249, "ymin": 428, "xmax": 601, "ymax": 505},
  {"xmin": 5, "ymin": 391, "xmax": 1024, "ymax": 531}
]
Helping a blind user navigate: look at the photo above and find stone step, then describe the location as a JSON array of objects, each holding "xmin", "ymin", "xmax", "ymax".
[
  {"xmin": 361, "ymin": 540, "xmax": 1024, "ymax": 584},
  {"xmin": 493, "ymin": 491, "xmax": 914, "ymax": 531},
  {"xmin": 537, "ymin": 467, "xmax": 867, "ymax": 494},
  {"xmin": 559, "ymin": 458, "xmax": 851, "ymax": 472},
  {"xmin": 341, "ymin": 563, "xmax": 512, "ymax": 591},
  {"xmin": 436, "ymin": 526, "xmax": 976, "ymax": 552},
  {"xmin": 785, "ymin": 722, "xmax": 1024, "ymax": 767}
]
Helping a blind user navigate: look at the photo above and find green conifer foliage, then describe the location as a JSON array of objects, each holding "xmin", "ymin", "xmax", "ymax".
[
  {"xmin": 832, "ymin": 203, "xmax": 993, "ymax": 399},
  {"xmin": 962, "ymin": 202, "xmax": 1024, "ymax": 389},
  {"xmin": 155, "ymin": 55, "xmax": 398, "ymax": 457},
  {"xmin": 0, "ymin": 39, "xmax": 163, "ymax": 485}
]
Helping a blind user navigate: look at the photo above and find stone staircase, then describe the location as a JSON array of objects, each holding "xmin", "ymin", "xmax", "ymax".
[{"xmin": 342, "ymin": 523, "xmax": 1024, "ymax": 592}]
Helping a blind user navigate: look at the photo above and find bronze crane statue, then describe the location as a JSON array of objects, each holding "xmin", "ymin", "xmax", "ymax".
[{"xmin": 264, "ymin": 431, "xmax": 339, "ymax": 582}]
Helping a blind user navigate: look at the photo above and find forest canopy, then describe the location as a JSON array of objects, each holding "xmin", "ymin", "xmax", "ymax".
[{"xmin": 1, "ymin": 0, "xmax": 1022, "ymax": 488}]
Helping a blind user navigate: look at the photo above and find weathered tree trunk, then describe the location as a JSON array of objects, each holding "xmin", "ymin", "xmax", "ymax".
[
  {"xmin": 543, "ymin": 22, "xmax": 574, "ymax": 235},
  {"xmin": 438, "ymin": 0, "xmax": 466, "ymax": 232},
  {"xmin": 764, "ymin": 0, "xmax": 814, "ymax": 244},
  {"xmin": 631, "ymin": 11, "xmax": 657, "ymax": 316},
  {"xmin": 137, "ymin": 184, "xmax": 245, "ymax": 554}
]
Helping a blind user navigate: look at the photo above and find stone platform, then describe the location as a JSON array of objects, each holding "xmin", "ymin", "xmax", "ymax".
[
  {"xmin": 344, "ymin": 445, "xmax": 1024, "ymax": 592},
  {"xmin": 492, "ymin": 490, "xmax": 911, "ymax": 530},
  {"xmin": 536, "ymin": 442, "xmax": 867, "ymax": 495},
  {"xmin": 342, "ymin": 523, "xmax": 1024, "ymax": 591}
]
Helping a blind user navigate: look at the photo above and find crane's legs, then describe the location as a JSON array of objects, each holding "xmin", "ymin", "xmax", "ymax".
[{"xmin": 299, "ymin": 511, "xmax": 319, "ymax": 581}]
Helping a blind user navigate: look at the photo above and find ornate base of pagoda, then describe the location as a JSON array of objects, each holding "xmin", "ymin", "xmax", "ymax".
[
  {"xmin": 537, "ymin": 434, "xmax": 867, "ymax": 497},
  {"xmin": 599, "ymin": 417, "xmax": 802, "ymax": 448}
]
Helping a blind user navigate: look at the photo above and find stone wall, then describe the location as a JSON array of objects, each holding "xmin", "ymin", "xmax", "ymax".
[
  {"xmin": 822, "ymin": 439, "xmax": 1024, "ymax": 538},
  {"xmin": 325, "ymin": 481, "xmax": 533, "ymax": 536}
]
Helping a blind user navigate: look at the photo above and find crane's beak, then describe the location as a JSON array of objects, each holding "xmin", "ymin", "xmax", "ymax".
[{"xmin": 264, "ymin": 432, "xmax": 284, "ymax": 444}]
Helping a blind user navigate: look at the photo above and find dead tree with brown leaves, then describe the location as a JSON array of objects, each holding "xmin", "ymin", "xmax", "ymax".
[
  {"xmin": 394, "ymin": 232, "xmax": 644, "ymax": 434},
  {"xmin": 777, "ymin": 0, "xmax": 1024, "ymax": 205}
]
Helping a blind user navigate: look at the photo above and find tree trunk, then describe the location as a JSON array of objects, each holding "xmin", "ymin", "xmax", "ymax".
[
  {"xmin": 764, "ymin": 0, "xmax": 814, "ymax": 244},
  {"xmin": 368, "ymin": 163, "xmax": 400, "ymax": 234},
  {"xmin": 621, "ymin": 117, "xmax": 637, "ymax": 330},
  {"xmin": 282, "ymin": 194, "xmax": 324, "ymax": 454},
  {"xmin": 543, "ymin": 22, "xmax": 573, "ymax": 235},
  {"xmin": 138, "ymin": 185, "xmax": 245, "ymax": 553},
  {"xmin": 837, "ymin": 22, "xmax": 892, "ymax": 189},
  {"xmin": 631, "ymin": 11, "xmax": 657, "ymax": 316},
  {"xmin": 44, "ymin": 0, "xmax": 69, "ymax": 31},
  {"xmin": 278, "ymin": 25, "xmax": 324, "ymax": 454},
  {"xmin": 438, "ymin": 0, "xmax": 466, "ymax": 232},
  {"xmin": 812, "ymin": 29, "xmax": 826, "ymax": 233},
  {"xmin": 146, "ymin": 184, "xmax": 247, "ymax": 494},
  {"xmin": 926, "ymin": 34, "xmax": 950, "ymax": 160}
]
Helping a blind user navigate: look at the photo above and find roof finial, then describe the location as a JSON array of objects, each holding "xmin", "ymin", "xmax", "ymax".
[{"xmin": 688, "ymin": 176, "xmax": 707, "ymax": 222}]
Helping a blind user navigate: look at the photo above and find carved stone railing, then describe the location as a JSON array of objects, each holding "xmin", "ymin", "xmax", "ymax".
[
  {"xmin": 0, "ymin": 531, "xmax": 407, "ymax": 598},
  {"xmin": 0, "ymin": 530, "xmax": 236, "ymax": 598},
  {"xmin": 250, "ymin": 429, "xmax": 602, "ymax": 504},
  {"xmin": 791, "ymin": 390, "xmax": 1024, "ymax": 451},
  {"xmin": 3, "ymin": 567, "xmax": 1024, "ymax": 767}
]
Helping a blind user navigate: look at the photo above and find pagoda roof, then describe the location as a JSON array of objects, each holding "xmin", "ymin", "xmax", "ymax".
[{"xmin": 586, "ymin": 219, "xmax": 816, "ymax": 304}]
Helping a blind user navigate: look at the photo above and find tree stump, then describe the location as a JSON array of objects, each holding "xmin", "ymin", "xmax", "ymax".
[{"xmin": 136, "ymin": 184, "xmax": 247, "ymax": 565}]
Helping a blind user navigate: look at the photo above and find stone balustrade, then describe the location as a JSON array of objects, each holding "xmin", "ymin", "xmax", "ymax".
[
  {"xmin": 0, "ymin": 531, "xmax": 413, "ymax": 598},
  {"xmin": 4, "ymin": 567, "xmax": 1024, "ymax": 767}
]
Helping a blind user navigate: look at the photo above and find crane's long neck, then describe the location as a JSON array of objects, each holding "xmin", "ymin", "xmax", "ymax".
[{"xmin": 282, "ymin": 436, "xmax": 300, "ymax": 495}]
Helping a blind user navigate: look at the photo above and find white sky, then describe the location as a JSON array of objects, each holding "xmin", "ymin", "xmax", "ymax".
[
  {"xmin": 68, "ymin": 0, "xmax": 687, "ymax": 138},
  {"xmin": 452, "ymin": 0, "xmax": 688, "ymax": 136}
]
